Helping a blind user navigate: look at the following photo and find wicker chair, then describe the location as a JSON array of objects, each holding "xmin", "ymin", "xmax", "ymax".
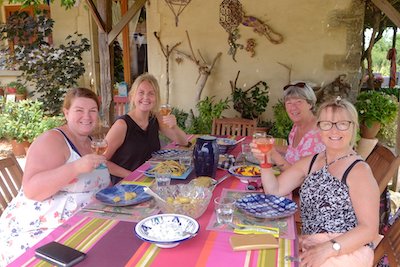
[
  {"xmin": 211, "ymin": 118, "xmax": 257, "ymax": 136},
  {"xmin": 0, "ymin": 153, "xmax": 23, "ymax": 215}
]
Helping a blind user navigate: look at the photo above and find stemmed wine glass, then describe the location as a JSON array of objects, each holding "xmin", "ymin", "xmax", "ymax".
[
  {"xmin": 91, "ymin": 138, "xmax": 108, "ymax": 169},
  {"xmin": 252, "ymin": 131, "xmax": 274, "ymax": 168}
]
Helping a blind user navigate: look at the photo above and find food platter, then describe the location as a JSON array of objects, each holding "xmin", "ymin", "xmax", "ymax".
[
  {"xmin": 151, "ymin": 149, "xmax": 192, "ymax": 160},
  {"xmin": 235, "ymin": 193, "xmax": 297, "ymax": 219},
  {"xmin": 228, "ymin": 165, "xmax": 261, "ymax": 183},
  {"xmin": 95, "ymin": 184, "xmax": 152, "ymax": 206},
  {"xmin": 144, "ymin": 166, "xmax": 193, "ymax": 180}
]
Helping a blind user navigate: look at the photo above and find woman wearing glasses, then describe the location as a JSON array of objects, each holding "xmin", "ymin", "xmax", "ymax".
[
  {"xmin": 254, "ymin": 98, "xmax": 379, "ymax": 266},
  {"xmin": 270, "ymin": 82, "xmax": 325, "ymax": 171}
]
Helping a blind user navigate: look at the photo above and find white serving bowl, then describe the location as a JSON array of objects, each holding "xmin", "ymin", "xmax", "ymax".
[{"xmin": 135, "ymin": 214, "xmax": 200, "ymax": 248}]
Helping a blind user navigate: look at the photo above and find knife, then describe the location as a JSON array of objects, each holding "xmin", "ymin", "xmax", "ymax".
[
  {"xmin": 215, "ymin": 174, "xmax": 231, "ymax": 186},
  {"xmin": 81, "ymin": 208, "xmax": 133, "ymax": 216}
]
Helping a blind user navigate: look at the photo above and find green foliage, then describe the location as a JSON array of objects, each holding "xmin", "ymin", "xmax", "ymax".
[
  {"xmin": 7, "ymin": 81, "xmax": 27, "ymax": 94},
  {"xmin": 269, "ymin": 100, "xmax": 293, "ymax": 139},
  {"xmin": 8, "ymin": 0, "xmax": 77, "ymax": 9},
  {"xmin": 1, "ymin": 10, "xmax": 90, "ymax": 115},
  {"xmin": 0, "ymin": 99, "xmax": 64, "ymax": 142},
  {"xmin": 186, "ymin": 96, "xmax": 230, "ymax": 134},
  {"xmin": 355, "ymin": 90, "xmax": 398, "ymax": 127},
  {"xmin": 370, "ymin": 30, "xmax": 400, "ymax": 76},
  {"xmin": 171, "ymin": 107, "xmax": 189, "ymax": 130},
  {"xmin": 232, "ymin": 80, "xmax": 269, "ymax": 122},
  {"xmin": 377, "ymin": 113, "xmax": 397, "ymax": 147}
]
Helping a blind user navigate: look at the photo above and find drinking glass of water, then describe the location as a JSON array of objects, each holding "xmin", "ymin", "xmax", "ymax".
[
  {"xmin": 214, "ymin": 197, "xmax": 235, "ymax": 224},
  {"xmin": 155, "ymin": 171, "xmax": 171, "ymax": 188}
]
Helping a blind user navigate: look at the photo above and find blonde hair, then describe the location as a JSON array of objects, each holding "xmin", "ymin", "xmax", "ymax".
[
  {"xmin": 128, "ymin": 73, "xmax": 161, "ymax": 114},
  {"xmin": 317, "ymin": 97, "xmax": 359, "ymax": 147}
]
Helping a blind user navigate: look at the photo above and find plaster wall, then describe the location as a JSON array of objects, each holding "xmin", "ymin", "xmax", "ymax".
[{"xmin": 147, "ymin": 0, "xmax": 365, "ymax": 120}]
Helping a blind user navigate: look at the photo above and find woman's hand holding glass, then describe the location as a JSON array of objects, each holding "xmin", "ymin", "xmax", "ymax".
[
  {"xmin": 252, "ymin": 132, "xmax": 274, "ymax": 168},
  {"xmin": 90, "ymin": 138, "xmax": 108, "ymax": 169}
]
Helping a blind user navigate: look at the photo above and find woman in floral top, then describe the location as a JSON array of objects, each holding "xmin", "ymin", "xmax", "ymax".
[
  {"xmin": 0, "ymin": 88, "xmax": 110, "ymax": 265},
  {"xmin": 270, "ymin": 82, "xmax": 325, "ymax": 171}
]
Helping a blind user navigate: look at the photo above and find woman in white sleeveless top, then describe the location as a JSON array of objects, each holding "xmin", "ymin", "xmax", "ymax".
[{"xmin": 0, "ymin": 88, "xmax": 110, "ymax": 265}]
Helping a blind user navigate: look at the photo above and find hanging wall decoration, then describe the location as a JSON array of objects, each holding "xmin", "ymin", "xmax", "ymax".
[
  {"xmin": 164, "ymin": 0, "xmax": 192, "ymax": 27},
  {"xmin": 219, "ymin": 0, "xmax": 284, "ymax": 61},
  {"xmin": 219, "ymin": 0, "xmax": 244, "ymax": 62}
]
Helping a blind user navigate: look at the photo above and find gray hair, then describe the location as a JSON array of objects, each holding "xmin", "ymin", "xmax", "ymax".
[{"xmin": 283, "ymin": 82, "xmax": 317, "ymax": 113}]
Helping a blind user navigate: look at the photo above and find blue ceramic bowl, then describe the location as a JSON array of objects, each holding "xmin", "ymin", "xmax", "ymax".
[
  {"xmin": 216, "ymin": 138, "xmax": 237, "ymax": 154},
  {"xmin": 135, "ymin": 214, "xmax": 199, "ymax": 248}
]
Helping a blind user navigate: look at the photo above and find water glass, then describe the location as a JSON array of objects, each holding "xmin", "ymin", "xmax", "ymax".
[
  {"xmin": 179, "ymin": 156, "xmax": 192, "ymax": 169},
  {"xmin": 155, "ymin": 171, "xmax": 171, "ymax": 188},
  {"xmin": 214, "ymin": 197, "xmax": 235, "ymax": 224}
]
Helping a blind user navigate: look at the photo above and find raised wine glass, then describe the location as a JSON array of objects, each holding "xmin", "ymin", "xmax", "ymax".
[
  {"xmin": 252, "ymin": 131, "xmax": 274, "ymax": 168},
  {"xmin": 91, "ymin": 138, "xmax": 108, "ymax": 169}
]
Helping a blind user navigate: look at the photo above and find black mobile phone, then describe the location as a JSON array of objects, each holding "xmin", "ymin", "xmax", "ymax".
[{"xmin": 35, "ymin": 241, "xmax": 86, "ymax": 267}]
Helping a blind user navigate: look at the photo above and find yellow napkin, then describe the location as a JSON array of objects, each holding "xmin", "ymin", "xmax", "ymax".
[
  {"xmin": 120, "ymin": 181, "xmax": 153, "ymax": 187},
  {"xmin": 233, "ymin": 224, "xmax": 279, "ymax": 238},
  {"xmin": 230, "ymin": 234, "xmax": 279, "ymax": 251}
]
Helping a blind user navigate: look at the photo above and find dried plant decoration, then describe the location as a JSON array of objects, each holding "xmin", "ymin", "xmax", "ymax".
[
  {"xmin": 242, "ymin": 16, "xmax": 283, "ymax": 44},
  {"xmin": 164, "ymin": 0, "xmax": 192, "ymax": 27},
  {"xmin": 245, "ymin": 38, "xmax": 256, "ymax": 57}
]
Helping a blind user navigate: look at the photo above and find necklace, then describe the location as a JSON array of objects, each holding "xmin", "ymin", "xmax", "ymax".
[{"xmin": 324, "ymin": 150, "xmax": 355, "ymax": 167}]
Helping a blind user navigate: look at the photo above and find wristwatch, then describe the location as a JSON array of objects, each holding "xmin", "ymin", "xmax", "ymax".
[{"xmin": 330, "ymin": 239, "xmax": 341, "ymax": 253}]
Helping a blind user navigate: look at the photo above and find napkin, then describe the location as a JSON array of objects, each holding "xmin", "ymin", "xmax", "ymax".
[
  {"xmin": 120, "ymin": 181, "xmax": 153, "ymax": 187},
  {"xmin": 233, "ymin": 224, "xmax": 279, "ymax": 237},
  {"xmin": 230, "ymin": 234, "xmax": 279, "ymax": 251}
]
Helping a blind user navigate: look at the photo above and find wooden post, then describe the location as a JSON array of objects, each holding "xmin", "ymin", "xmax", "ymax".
[
  {"xmin": 121, "ymin": 0, "xmax": 132, "ymax": 86},
  {"xmin": 97, "ymin": 0, "xmax": 114, "ymax": 126}
]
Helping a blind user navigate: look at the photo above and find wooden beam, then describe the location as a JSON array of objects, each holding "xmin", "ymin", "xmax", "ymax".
[
  {"xmin": 107, "ymin": 0, "xmax": 146, "ymax": 45},
  {"xmin": 84, "ymin": 0, "xmax": 106, "ymax": 33},
  {"xmin": 97, "ymin": 0, "xmax": 114, "ymax": 125},
  {"xmin": 371, "ymin": 0, "xmax": 400, "ymax": 28},
  {"xmin": 121, "ymin": 0, "xmax": 132, "ymax": 85}
]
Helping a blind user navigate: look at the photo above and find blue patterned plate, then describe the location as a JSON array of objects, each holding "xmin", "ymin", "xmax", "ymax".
[
  {"xmin": 96, "ymin": 184, "xmax": 152, "ymax": 206},
  {"xmin": 151, "ymin": 149, "xmax": 192, "ymax": 160},
  {"xmin": 144, "ymin": 166, "xmax": 193, "ymax": 180},
  {"xmin": 235, "ymin": 193, "xmax": 297, "ymax": 219}
]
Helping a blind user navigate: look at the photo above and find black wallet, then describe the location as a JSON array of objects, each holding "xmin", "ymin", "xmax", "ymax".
[{"xmin": 35, "ymin": 241, "xmax": 86, "ymax": 267}]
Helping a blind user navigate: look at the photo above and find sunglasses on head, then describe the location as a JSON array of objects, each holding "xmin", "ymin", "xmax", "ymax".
[{"xmin": 283, "ymin": 82, "xmax": 306, "ymax": 91}]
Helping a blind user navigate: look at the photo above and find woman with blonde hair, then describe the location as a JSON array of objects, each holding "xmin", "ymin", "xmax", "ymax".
[
  {"xmin": 253, "ymin": 98, "xmax": 379, "ymax": 266},
  {"xmin": 105, "ymin": 73, "xmax": 188, "ymax": 184}
]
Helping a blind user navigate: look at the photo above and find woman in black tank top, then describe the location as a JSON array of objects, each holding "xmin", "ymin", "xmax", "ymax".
[
  {"xmin": 104, "ymin": 73, "xmax": 189, "ymax": 184},
  {"xmin": 252, "ymin": 98, "xmax": 379, "ymax": 266}
]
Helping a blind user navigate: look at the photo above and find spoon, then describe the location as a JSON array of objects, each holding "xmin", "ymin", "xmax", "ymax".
[{"xmin": 143, "ymin": 187, "xmax": 166, "ymax": 203}]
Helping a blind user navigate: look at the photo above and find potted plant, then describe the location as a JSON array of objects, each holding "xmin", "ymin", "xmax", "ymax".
[
  {"xmin": 230, "ymin": 71, "xmax": 269, "ymax": 127},
  {"xmin": 0, "ymin": 99, "xmax": 64, "ymax": 155},
  {"xmin": 355, "ymin": 90, "xmax": 398, "ymax": 139},
  {"xmin": 8, "ymin": 81, "xmax": 28, "ymax": 101}
]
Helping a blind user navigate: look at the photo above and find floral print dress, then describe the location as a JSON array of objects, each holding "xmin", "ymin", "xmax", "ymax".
[
  {"xmin": 285, "ymin": 125, "xmax": 325, "ymax": 164},
  {"xmin": 0, "ymin": 131, "xmax": 110, "ymax": 265}
]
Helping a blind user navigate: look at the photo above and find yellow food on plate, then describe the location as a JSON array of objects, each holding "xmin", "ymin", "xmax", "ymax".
[
  {"xmin": 234, "ymin": 166, "xmax": 261, "ymax": 176},
  {"xmin": 191, "ymin": 176, "xmax": 214, "ymax": 187},
  {"xmin": 113, "ymin": 196, "xmax": 121, "ymax": 202},
  {"xmin": 124, "ymin": 192, "xmax": 137, "ymax": 201},
  {"xmin": 147, "ymin": 160, "xmax": 186, "ymax": 176}
]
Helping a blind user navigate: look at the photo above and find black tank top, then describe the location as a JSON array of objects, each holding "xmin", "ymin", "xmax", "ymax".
[{"xmin": 110, "ymin": 114, "xmax": 161, "ymax": 178}]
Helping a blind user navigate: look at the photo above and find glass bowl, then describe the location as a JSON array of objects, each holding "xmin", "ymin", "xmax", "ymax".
[{"xmin": 153, "ymin": 184, "xmax": 212, "ymax": 219}]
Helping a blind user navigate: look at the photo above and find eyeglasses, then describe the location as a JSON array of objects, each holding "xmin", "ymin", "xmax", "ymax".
[
  {"xmin": 317, "ymin": 121, "xmax": 353, "ymax": 131},
  {"xmin": 283, "ymin": 82, "xmax": 306, "ymax": 91}
]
